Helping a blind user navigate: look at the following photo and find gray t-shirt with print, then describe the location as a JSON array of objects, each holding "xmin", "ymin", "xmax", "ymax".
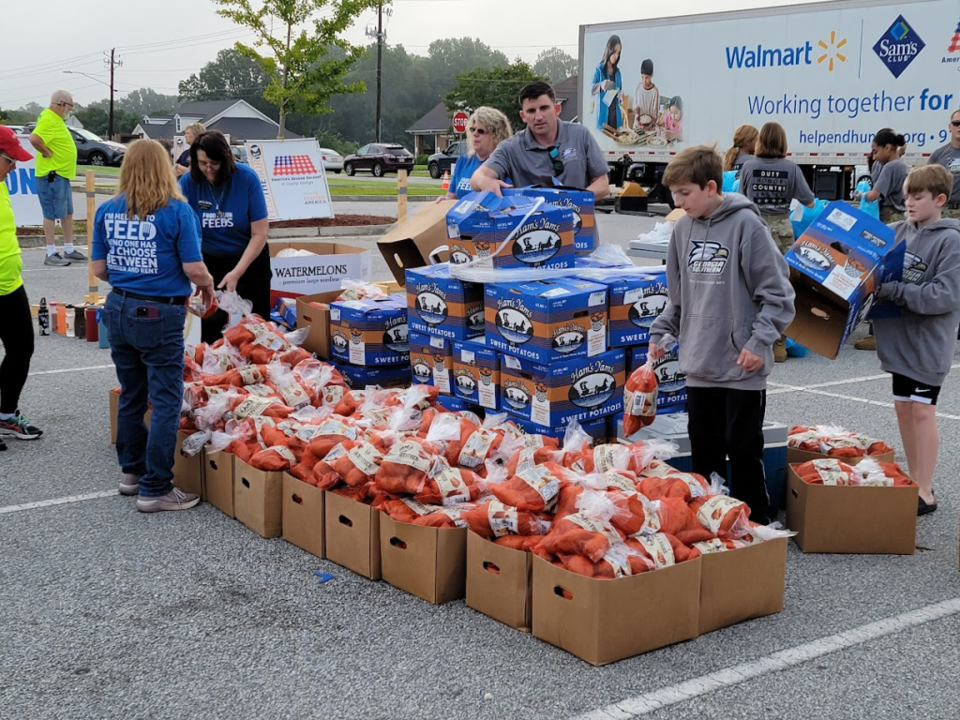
[
  {"xmin": 738, "ymin": 157, "xmax": 815, "ymax": 215},
  {"xmin": 928, "ymin": 144, "xmax": 960, "ymax": 204},
  {"xmin": 874, "ymin": 158, "xmax": 908, "ymax": 211}
]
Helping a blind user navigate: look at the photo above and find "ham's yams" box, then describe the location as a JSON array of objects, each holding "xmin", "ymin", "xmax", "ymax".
[
  {"xmin": 330, "ymin": 294, "xmax": 409, "ymax": 366},
  {"xmin": 406, "ymin": 263, "xmax": 484, "ymax": 341}
]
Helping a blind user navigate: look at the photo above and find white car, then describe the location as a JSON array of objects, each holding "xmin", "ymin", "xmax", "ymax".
[{"xmin": 319, "ymin": 147, "xmax": 343, "ymax": 174}]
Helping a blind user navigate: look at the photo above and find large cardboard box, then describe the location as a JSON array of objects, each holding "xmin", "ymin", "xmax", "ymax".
[
  {"xmin": 406, "ymin": 263, "xmax": 484, "ymax": 341},
  {"xmin": 378, "ymin": 200, "xmax": 457, "ymax": 285},
  {"xmin": 295, "ymin": 290, "xmax": 338, "ymax": 358},
  {"xmin": 409, "ymin": 330, "xmax": 453, "ymax": 394},
  {"xmin": 329, "ymin": 294, "xmax": 408, "ymax": 366},
  {"xmin": 696, "ymin": 538, "xmax": 788, "ymax": 635},
  {"xmin": 268, "ymin": 240, "xmax": 371, "ymax": 305},
  {"xmin": 579, "ymin": 267, "xmax": 669, "ymax": 347},
  {"xmin": 505, "ymin": 185, "xmax": 596, "ymax": 253},
  {"xmin": 452, "ymin": 337, "xmax": 501, "ymax": 410},
  {"xmin": 172, "ymin": 431, "xmax": 204, "ymax": 498},
  {"xmin": 282, "ymin": 473, "xmax": 325, "ymax": 559},
  {"xmin": 324, "ymin": 491, "xmax": 382, "ymax": 580},
  {"xmin": 786, "ymin": 447, "xmax": 895, "ymax": 466},
  {"xmin": 532, "ymin": 555, "xmax": 701, "ymax": 666},
  {"xmin": 786, "ymin": 464, "xmax": 918, "ymax": 554},
  {"xmin": 466, "ymin": 531, "xmax": 533, "ymax": 631},
  {"xmin": 508, "ymin": 416, "xmax": 609, "ymax": 444},
  {"xmin": 234, "ymin": 459, "xmax": 283, "ymax": 539},
  {"xmin": 332, "ymin": 361, "xmax": 410, "ymax": 390},
  {"xmin": 379, "ymin": 514, "xmax": 468, "ymax": 604},
  {"xmin": 205, "ymin": 451, "xmax": 236, "ymax": 518},
  {"xmin": 784, "ymin": 201, "xmax": 904, "ymax": 359}
]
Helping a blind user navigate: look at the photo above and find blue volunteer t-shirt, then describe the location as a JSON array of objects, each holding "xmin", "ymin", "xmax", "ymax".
[
  {"xmin": 92, "ymin": 195, "xmax": 202, "ymax": 297},
  {"xmin": 178, "ymin": 163, "xmax": 269, "ymax": 257},
  {"xmin": 450, "ymin": 154, "xmax": 511, "ymax": 199}
]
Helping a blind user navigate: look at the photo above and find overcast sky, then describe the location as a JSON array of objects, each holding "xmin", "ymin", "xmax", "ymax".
[{"xmin": 3, "ymin": 0, "xmax": 814, "ymax": 110}]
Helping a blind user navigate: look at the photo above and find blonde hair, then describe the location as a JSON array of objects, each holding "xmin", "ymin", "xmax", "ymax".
[
  {"xmin": 663, "ymin": 144, "xmax": 723, "ymax": 190},
  {"xmin": 723, "ymin": 124, "xmax": 758, "ymax": 171},
  {"xmin": 118, "ymin": 140, "xmax": 185, "ymax": 218},
  {"xmin": 905, "ymin": 164, "xmax": 953, "ymax": 199},
  {"xmin": 184, "ymin": 122, "xmax": 206, "ymax": 140},
  {"xmin": 756, "ymin": 122, "xmax": 788, "ymax": 159},
  {"xmin": 466, "ymin": 106, "xmax": 513, "ymax": 156}
]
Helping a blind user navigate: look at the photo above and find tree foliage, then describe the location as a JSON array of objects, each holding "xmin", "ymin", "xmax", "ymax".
[
  {"xmin": 178, "ymin": 48, "xmax": 275, "ymax": 117},
  {"xmin": 534, "ymin": 47, "xmax": 578, "ymax": 84},
  {"xmin": 119, "ymin": 88, "xmax": 179, "ymax": 117},
  {"xmin": 73, "ymin": 105, "xmax": 141, "ymax": 137},
  {"xmin": 444, "ymin": 61, "xmax": 546, "ymax": 130}
]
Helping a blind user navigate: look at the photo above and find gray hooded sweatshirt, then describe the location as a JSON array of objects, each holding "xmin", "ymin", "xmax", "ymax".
[
  {"xmin": 650, "ymin": 193, "xmax": 796, "ymax": 391},
  {"xmin": 874, "ymin": 218, "xmax": 960, "ymax": 386}
]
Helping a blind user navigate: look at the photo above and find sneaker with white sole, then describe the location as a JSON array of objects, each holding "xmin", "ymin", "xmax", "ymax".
[
  {"xmin": 136, "ymin": 487, "xmax": 200, "ymax": 513},
  {"xmin": 63, "ymin": 250, "xmax": 87, "ymax": 261},
  {"xmin": 0, "ymin": 410, "xmax": 43, "ymax": 440},
  {"xmin": 118, "ymin": 473, "xmax": 141, "ymax": 496},
  {"xmin": 44, "ymin": 253, "xmax": 71, "ymax": 267}
]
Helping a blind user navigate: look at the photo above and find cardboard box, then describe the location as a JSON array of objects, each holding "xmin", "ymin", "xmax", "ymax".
[
  {"xmin": 531, "ymin": 555, "xmax": 701, "ymax": 666},
  {"xmin": 409, "ymin": 330, "xmax": 452, "ymax": 394},
  {"xmin": 485, "ymin": 277, "xmax": 608, "ymax": 363},
  {"xmin": 406, "ymin": 263, "xmax": 484, "ymax": 341},
  {"xmin": 332, "ymin": 361, "xmax": 410, "ymax": 390},
  {"xmin": 579, "ymin": 267, "xmax": 668, "ymax": 347},
  {"xmin": 786, "ymin": 464, "xmax": 918, "ymax": 554},
  {"xmin": 446, "ymin": 191, "xmax": 575, "ymax": 271},
  {"xmin": 378, "ymin": 200, "xmax": 458, "ymax": 285},
  {"xmin": 108, "ymin": 388, "xmax": 152, "ymax": 444},
  {"xmin": 650, "ymin": 346, "xmax": 687, "ymax": 410},
  {"xmin": 784, "ymin": 201, "xmax": 904, "ymax": 359},
  {"xmin": 508, "ymin": 415, "xmax": 609, "ymax": 444},
  {"xmin": 282, "ymin": 472, "xmax": 325, "ymax": 559},
  {"xmin": 330, "ymin": 294, "xmax": 408, "ymax": 366},
  {"xmin": 205, "ymin": 451, "xmax": 236, "ymax": 518},
  {"xmin": 500, "ymin": 348, "xmax": 625, "ymax": 427},
  {"xmin": 271, "ymin": 296, "xmax": 298, "ymax": 328},
  {"xmin": 452, "ymin": 337, "xmax": 500, "ymax": 410},
  {"xmin": 234, "ymin": 458, "xmax": 283, "ymax": 539},
  {"xmin": 379, "ymin": 514, "xmax": 468, "ymax": 604},
  {"xmin": 172, "ymin": 431, "xmax": 204, "ymax": 498},
  {"xmin": 696, "ymin": 538, "xmax": 787, "ymax": 635},
  {"xmin": 295, "ymin": 290, "xmax": 338, "ymax": 358},
  {"xmin": 506, "ymin": 186, "xmax": 596, "ymax": 254},
  {"xmin": 786, "ymin": 447, "xmax": 895, "ymax": 466},
  {"xmin": 324, "ymin": 491, "xmax": 382, "ymax": 580},
  {"xmin": 268, "ymin": 240, "xmax": 371, "ymax": 305},
  {"xmin": 465, "ymin": 532, "xmax": 533, "ymax": 631}
]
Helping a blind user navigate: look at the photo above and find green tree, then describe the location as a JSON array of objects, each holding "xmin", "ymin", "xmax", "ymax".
[
  {"xmin": 213, "ymin": 0, "xmax": 381, "ymax": 137},
  {"xmin": 119, "ymin": 88, "xmax": 179, "ymax": 117},
  {"xmin": 444, "ymin": 61, "xmax": 545, "ymax": 129},
  {"xmin": 533, "ymin": 47, "xmax": 578, "ymax": 84},
  {"xmin": 73, "ymin": 105, "xmax": 140, "ymax": 137},
  {"xmin": 178, "ymin": 48, "xmax": 275, "ymax": 118}
]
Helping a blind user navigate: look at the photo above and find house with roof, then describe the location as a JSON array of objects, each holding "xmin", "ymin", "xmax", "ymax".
[
  {"xmin": 405, "ymin": 76, "xmax": 580, "ymax": 155},
  {"xmin": 132, "ymin": 99, "xmax": 300, "ymax": 142}
]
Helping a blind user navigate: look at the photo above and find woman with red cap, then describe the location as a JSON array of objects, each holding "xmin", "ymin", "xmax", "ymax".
[{"xmin": 0, "ymin": 126, "xmax": 43, "ymax": 451}]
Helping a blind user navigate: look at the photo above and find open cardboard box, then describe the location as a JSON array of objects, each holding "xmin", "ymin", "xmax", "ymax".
[
  {"xmin": 204, "ymin": 451, "xmax": 236, "ymax": 518},
  {"xmin": 697, "ymin": 538, "xmax": 787, "ymax": 635},
  {"xmin": 532, "ymin": 555, "xmax": 700, "ymax": 666},
  {"xmin": 282, "ymin": 473, "xmax": 325, "ymax": 559},
  {"xmin": 268, "ymin": 240, "xmax": 371, "ymax": 305},
  {"xmin": 379, "ymin": 515, "xmax": 468, "ymax": 604},
  {"xmin": 786, "ymin": 447, "xmax": 895, "ymax": 466},
  {"xmin": 324, "ymin": 492, "xmax": 382, "ymax": 580},
  {"xmin": 378, "ymin": 200, "xmax": 456, "ymax": 285},
  {"xmin": 234, "ymin": 459, "xmax": 284, "ymax": 539},
  {"xmin": 172, "ymin": 431, "xmax": 204, "ymax": 498},
  {"xmin": 786, "ymin": 463, "xmax": 918, "ymax": 554},
  {"xmin": 465, "ymin": 532, "xmax": 533, "ymax": 631}
]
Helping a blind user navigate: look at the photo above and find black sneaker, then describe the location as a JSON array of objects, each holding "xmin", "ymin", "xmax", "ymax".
[
  {"xmin": 0, "ymin": 437, "xmax": 7, "ymax": 451},
  {"xmin": 0, "ymin": 410, "xmax": 43, "ymax": 440},
  {"xmin": 918, "ymin": 496, "xmax": 938, "ymax": 516}
]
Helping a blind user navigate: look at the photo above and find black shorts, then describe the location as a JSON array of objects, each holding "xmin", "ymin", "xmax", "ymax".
[{"xmin": 891, "ymin": 373, "xmax": 941, "ymax": 405}]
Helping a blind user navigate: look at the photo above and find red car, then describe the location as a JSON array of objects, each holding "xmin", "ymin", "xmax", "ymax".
[{"xmin": 343, "ymin": 143, "xmax": 415, "ymax": 177}]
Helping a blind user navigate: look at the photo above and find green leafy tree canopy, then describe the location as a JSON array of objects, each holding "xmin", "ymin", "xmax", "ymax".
[
  {"xmin": 533, "ymin": 47, "xmax": 577, "ymax": 84},
  {"xmin": 444, "ymin": 61, "xmax": 546, "ymax": 131}
]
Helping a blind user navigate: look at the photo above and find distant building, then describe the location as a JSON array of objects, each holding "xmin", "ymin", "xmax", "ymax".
[{"xmin": 132, "ymin": 99, "xmax": 300, "ymax": 142}]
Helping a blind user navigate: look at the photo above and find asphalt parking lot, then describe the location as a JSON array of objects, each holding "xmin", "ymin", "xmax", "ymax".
[{"xmin": 3, "ymin": 210, "xmax": 960, "ymax": 720}]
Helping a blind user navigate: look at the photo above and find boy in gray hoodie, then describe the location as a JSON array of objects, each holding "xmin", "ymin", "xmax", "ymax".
[
  {"xmin": 873, "ymin": 164, "xmax": 960, "ymax": 516},
  {"xmin": 649, "ymin": 146, "xmax": 796, "ymax": 524}
]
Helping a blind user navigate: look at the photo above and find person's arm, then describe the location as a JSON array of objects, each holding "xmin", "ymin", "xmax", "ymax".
[
  {"xmin": 175, "ymin": 164, "xmax": 189, "ymax": 177},
  {"xmin": 584, "ymin": 131, "xmax": 610, "ymax": 199},
  {"xmin": 793, "ymin": 164, "xmax": 817, "ymax": 209},
  {"xmin": 740, "ymin": 222, "xmax": 796, "ymax": 357},
  {"xmin": 648, "ymin": 226, "xmax": 683, "ymax": 358},
  {"xmin": 220, "ymin": 218, "xmax": 268, "ymax": 292},
  {"xmin": 866, "ymin": 164, "xmax": 890, "ymax": 202},
  {"xmin": 878, "ymin": 241, "xmax": 960, "ymax": 315},
  {"xmin": 591, "ymin": 64, "xmax": 605, "ymax": 96},
  {"xmin": 183, "ymin": 261, "xmax": 216, "ymax": 307},
  {"xmin": 92, "ymin": 260, "xmax": 108, "ymax": 282},
  {"xmin": 29, "ymin": 133, "xmax": 52, "ymax": 158},
  {"xmin": 91, "ymin": 206, "xmax": 109, "ymax": 281},
  {"xmin": 586, "ymin": 174, "xmax": 610, "ymax": 201},
  {"xmin": 470, "ymin": 161, "xmax": 511, "ymax": 195}
]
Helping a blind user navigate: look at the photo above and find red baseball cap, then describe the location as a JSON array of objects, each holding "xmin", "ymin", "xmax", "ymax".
[{"xmin": 0, "ymin": 126, "xmax": 33, "ymax": 162}]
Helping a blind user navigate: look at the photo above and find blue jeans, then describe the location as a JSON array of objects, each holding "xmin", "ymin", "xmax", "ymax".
[{"xmin": 102, "ymin": 291, "xmax": 186, "ymax": 497}]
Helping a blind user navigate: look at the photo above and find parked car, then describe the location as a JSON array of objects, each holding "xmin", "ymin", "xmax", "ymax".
[
  {"xmin": 427, "ymin": 141, "xmax": 465, "ymax": 179},
  {"xmin": 2, "ymin": 125, "xmax": 26, "ymax": 135},
  {"xmin": 68, "ymin": 127, "xmax": 125, "ymax": 166},
  {"xmin": 319, "ymin": 147, "xmax": 343, "ymax": 174},
  {"xmin": 343, "ymin": 143, "xmax": 415, "ymax": 177}
]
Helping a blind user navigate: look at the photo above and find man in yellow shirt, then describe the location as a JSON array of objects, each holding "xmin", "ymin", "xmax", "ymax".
[
  {"xmin": 0, "ymin": 126, "xmax": 43, "ymax": 450},
  {"xmin": 29, "ymin": 90, "xmax": 83, "ymax": 266}
]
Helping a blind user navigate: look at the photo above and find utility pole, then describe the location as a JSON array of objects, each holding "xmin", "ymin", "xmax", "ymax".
[
  {"xmin": 375, "ymin": 1, "xmax": 383, "ymax": 142},
  {"xmin": 104, "ymin": 49, "xmax": 122, "ymax": 140}
]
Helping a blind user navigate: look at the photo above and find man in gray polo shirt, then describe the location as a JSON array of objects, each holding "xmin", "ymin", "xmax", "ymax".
[
  {"xmin": 928, "ymin": 110, "xmax": 960, "ymax": 219},
  {"xmin": 471, "ymin": 81, "xmax": 610, "ymax": 200}
]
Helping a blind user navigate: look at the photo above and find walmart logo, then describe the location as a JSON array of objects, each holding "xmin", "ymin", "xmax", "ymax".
[
  {"xmin": 873, "ymin": 14, "xmax": 925, "ymax": 77},
  {"xmin": 725, "ymin": 32, "xmax": 847, "ymax": 71}
]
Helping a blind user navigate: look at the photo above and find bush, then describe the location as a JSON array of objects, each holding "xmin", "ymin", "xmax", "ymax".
[{"xmin": 416, "ymin": 154, "xmax": 429, "ymax": 166}]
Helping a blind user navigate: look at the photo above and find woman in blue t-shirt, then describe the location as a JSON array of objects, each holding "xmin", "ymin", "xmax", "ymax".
[
  {"xmin": 93, "ymin": 139, "xmax": 215, "ymax": 513},
  {"xmin": 179, "ymin": 130, "xmax": 270, "ymax": 343},
  {"xmin": 443, "ymin": 107, "xmax": 514, "ymax": 200}
]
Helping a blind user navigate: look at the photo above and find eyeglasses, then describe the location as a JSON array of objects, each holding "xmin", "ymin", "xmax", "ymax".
[
  {"xmin": 469, "ymin": 127, "xmax": 487, "ymax": 135},
  {"xmin": 548, "ymin": 146, "xmax": 564, "ymax": 176},
  {"xmin": 951, "ymin": 121, "xmax": 960, "ymax": 127},
  {"xmin": 58, "ymin": 102, "xmax": 75, "ymax": 108},
  {"xmin": 198, "ymin": 159, "xmax": 221, "ymax": 170}
]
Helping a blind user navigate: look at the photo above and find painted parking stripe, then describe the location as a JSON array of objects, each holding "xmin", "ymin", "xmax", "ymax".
[
  {"xmin": 0, "ymin": 490, "xmax": 118, "ymax": 515},
  {"xmin": 571, "ymin": 598, "xmax": 960, "ymax": 720},
  {"xmin": 28, "ymin": 364, "xmax": 115, "ymax": 376},
  {"xmin": 769, "ymin": 384, "xmax": 960, "ymax": 421}
]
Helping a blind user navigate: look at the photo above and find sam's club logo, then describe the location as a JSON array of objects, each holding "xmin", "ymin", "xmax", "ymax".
[{"xmin": 874, "ymin": 15, "xmax": 924, "ymax": 78}]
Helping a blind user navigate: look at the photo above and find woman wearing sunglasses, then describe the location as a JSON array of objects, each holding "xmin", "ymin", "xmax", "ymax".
[{"xmin": 442, "ymin": 107, "xmax": 513, "ymax": 200}]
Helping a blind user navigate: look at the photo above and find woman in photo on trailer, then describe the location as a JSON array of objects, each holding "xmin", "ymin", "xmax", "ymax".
[{"xmin": 591, "ymin": 35, "xmax": 624, "ymax": 131}]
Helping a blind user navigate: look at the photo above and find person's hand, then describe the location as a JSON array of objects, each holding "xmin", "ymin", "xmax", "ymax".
[
  {"xmin": 218, "ymin": 269, "xmax": 241, "ymax": 293},
  {"xmin": 42, "ymin": 149, "xmax": 53, "ymax": 158},
  {"xmin": 737, "ymin": 348, "xmax": 763, "ymax": 372},
  {"xmin": 648, "ymin": 342, "xmax": 666, "ymax": 360},
  {"xmin": 197, "ymin": 283, "xmax": 216, "ymax": 311}
]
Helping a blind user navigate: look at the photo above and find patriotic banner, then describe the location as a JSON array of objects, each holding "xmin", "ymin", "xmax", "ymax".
[{"xmin": 244, "ymin": 138, "xmax": 333, "ymax": 221}]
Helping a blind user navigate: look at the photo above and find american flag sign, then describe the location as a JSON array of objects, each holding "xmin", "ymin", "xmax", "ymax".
[
  {"xmin": 950, "ymin": 19, "xmax": 960, "ymax": 53},
  {"xmin": 273, "ymin": 155, "xmax": 318, "ymax": 176}
]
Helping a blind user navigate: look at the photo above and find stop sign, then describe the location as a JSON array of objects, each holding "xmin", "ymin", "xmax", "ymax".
[{"xmin": 452, "ymin": 111, "xmax": 469, "ymax": 133}]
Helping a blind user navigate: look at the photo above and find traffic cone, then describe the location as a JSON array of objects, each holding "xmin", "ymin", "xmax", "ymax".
[{"xmin": 441, "ymin": 170, "xmax": 450, "ymax": 190}]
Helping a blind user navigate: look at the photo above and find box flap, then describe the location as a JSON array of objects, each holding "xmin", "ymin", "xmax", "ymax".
[{"xmin": 378, "ymin": 201, "xmax": 457, "ymax": 285}]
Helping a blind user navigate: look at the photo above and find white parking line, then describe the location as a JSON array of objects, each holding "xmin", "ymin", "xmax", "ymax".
[
  {"xmin": 0, "ymin": 490, "xmax": 118, "ymax": 515},
  {"xmin": 571, "ymin": 598, "xmax": 960, "ymax": 720},
  {"xmin": 769, "ymin": 384, "xmax": 960, "ymax": 421},
  {"xmin": 769, "ymin": 363, "xmax": 960, "ymax": 393},
  {"xmin": 28, "ymin": 364, "xmax": 115, "ymax": 376}
]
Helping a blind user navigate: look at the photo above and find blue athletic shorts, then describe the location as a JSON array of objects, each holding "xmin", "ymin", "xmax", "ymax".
[{"xmin": 36, "ymin": 173, "xmax": 74, "ymax": 220}]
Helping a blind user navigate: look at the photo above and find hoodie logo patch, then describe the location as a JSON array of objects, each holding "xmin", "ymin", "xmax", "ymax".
[
  {"xmin": 903, "ymin": 252, "xmax": 927, "ymax": 283},
  {"xmin": 688, "ymin": 241, "xmax": 730, "ymax": 274}
]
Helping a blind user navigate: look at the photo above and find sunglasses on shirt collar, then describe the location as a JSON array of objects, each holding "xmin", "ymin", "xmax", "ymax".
[{"xmin": 548, "ymin": 146, "xmax": 564, "ymax": 176}]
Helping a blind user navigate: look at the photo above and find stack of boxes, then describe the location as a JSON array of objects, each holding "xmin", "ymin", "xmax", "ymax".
[{"xmin": 329, "ymin": 294, "xmax": 410, "ymax": 390}]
